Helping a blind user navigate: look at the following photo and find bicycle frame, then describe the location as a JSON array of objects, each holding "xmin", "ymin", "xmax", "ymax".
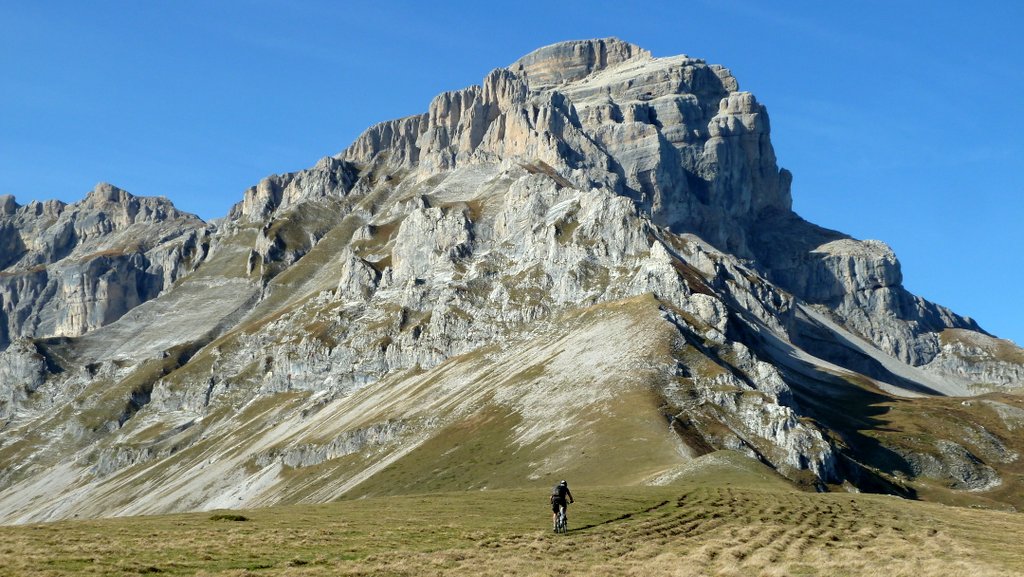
[{"xmin": 556, "ymin": 504, "xmax": 568, "ymax": 533}]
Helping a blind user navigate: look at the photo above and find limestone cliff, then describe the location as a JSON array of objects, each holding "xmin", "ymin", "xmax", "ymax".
[{"xmin": 0, "ymin": 184, "xmax": 208, "ymax": 349}]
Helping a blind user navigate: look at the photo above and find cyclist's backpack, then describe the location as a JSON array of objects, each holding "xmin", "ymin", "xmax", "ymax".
[{"xmin": 551, "ymin": 484, "xmax": 565, "ymax": 500}]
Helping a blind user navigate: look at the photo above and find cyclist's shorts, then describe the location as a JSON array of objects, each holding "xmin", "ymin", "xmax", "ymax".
[{"xmin": 551, "ymin": 498, "xmax": 566, "ymax": 513}]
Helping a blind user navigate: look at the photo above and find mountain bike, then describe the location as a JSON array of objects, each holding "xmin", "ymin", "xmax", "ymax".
[{"xmin": 555, "ymin": 504, "xmax": 568, "ymax": 533}]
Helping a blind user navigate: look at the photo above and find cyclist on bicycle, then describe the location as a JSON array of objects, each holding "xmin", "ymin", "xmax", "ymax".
[{"xmin": 550, "ymin": 480, "xmax": 574, "ymax": 530}]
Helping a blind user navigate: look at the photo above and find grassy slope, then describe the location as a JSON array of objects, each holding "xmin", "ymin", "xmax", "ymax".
[
  {"xmin": 345, "ymin": 385, "xmax": 688, "ymax": 498},
  {"xmin": 1, "ymin": 452, "xmax": 1022, "ymax": 577},
  {"xmin": 254, "ymin": 294, "xmax": 693, "ymax": 505},
  {"xmin": 783, "ymin": 359, "xmax": 1024, "ymax": 510},
  {"xmin": 0, "ymin": 295, "xmax": 692, "ymax": 522}
]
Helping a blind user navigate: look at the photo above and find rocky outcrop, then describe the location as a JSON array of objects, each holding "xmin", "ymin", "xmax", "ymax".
[
  {"xmin": 702, "ymin": 92, "xmax": 791, "ymax": 229},
  {"xmin": 229, "ymin": 156, "xmax": 358, "ymax": 222},
  {"xmin": 754, "ymin": 230, "xmax": 983, "ymax": 370},
  {"xmin": 0, "ymin": 184, "xmax": 209, "ymax": 350},
  {"xmin": 510, "ymin": 38, "xmax": 650, "ymax": 88},
  {"xmin": 342, "ymin": 115, "xmax": 426, "ymax": 168},
  {"xmin": 391, "ymin": 206, "xmax": 473, "ymax": 282},
  {"xmin": 897, "ymin": 440, "xmax": 1002, "ymax": 491},
  {"xmin": 0, "ymin": 339, "xmax": 49, "ymax": 419},
  {"xmin": 254, "ymin": 421, "xmax": 408, "ymax": 469},
  {"xmin": 923, "ymin": 330, "xmax": 1024, "ymax": 390}
]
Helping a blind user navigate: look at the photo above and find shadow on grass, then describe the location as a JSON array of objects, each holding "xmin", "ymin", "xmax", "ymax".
[{"xmin": 572, "ymin": 499, "xmax": 672, "ymax": 532}]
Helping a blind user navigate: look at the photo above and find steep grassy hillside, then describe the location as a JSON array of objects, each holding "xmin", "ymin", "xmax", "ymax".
[{"xmin": 2, "ymin": 452, "xmax": 1021, "ymax": 577}]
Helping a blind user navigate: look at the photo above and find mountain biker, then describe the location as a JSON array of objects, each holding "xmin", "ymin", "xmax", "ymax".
[{"xmin": 550, "ymin": 480, "xmax": 574, "ymax": 529}]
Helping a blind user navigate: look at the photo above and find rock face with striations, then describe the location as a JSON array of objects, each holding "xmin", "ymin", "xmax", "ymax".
[
  {"xmin": 0, "ymin": 183, "xmax": 208, "ymax": 348},
  {"xmin": 0, "ymin": 39, "xmax": 1021, "ymax": 523}
]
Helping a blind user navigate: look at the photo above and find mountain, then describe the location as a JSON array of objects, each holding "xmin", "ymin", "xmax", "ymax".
[
  {"xmin": 1, "ymin": 38, "xmax": 1021, "ymax": 523},
  {"xmin": 0, "ymin": 184, "xmax": 207, "ymax": 350}
]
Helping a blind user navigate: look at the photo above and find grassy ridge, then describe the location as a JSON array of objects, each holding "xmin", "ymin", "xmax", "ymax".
[{"xmin": 1, "ymin": 453, "xmax": 1022, "ymax": 576}]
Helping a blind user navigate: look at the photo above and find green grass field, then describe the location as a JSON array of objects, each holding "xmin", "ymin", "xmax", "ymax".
[{"xmin": 1, "ymin": 452, "xmax": 1022, "ymax": 577}]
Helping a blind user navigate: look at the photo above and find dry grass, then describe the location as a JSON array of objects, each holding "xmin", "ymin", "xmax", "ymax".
[{"xmin": 1, "ymin": 472, "xmax": 1022, "ymax": 577}]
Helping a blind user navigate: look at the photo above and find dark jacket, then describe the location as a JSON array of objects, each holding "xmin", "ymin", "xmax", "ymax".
[{"xmin": 551, "ymin": 484, "xmax": 574, "ymax": 503}]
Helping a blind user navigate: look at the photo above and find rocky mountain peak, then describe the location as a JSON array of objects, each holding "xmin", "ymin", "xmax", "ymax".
[
  {"xmin": 78, "ymin": 181, "xmax": 200, "ymax": 226},
  {"xmin": 85, "ymin": 182, "xmax": 131, "ymax": 204},
  {"xmin": 0, "ymin": 195, "xmax": 17, "ymax": 215},
  {"xmin": 0, "ymin": 183, "xmax": 209, "ymax": 348},
  {"xmin": 0, "ymin": 39, "xmax": 1021, "ymax": 524},
  {"xmin": 510, "ymin": 37, "xmax": 652, "ymax": 88},
  {"xmin": 339, "ymin": 40, "xmax": 776, "ymax": 243}
]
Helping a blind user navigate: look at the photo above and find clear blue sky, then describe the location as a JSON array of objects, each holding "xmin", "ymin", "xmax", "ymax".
[{"xmin": 2, "ymin": 1, "xmax": 1021, "ymax": 345}]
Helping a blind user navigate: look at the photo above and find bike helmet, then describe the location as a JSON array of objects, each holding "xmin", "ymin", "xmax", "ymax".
[{"xmin": 559, "ymin": 480, "xmax": 567, "ymax": 486}]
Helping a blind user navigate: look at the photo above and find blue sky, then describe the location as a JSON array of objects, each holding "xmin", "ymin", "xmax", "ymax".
[{"xmin": 2, "ymin": 1, "xmax": 1021, "ymax": 345}]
